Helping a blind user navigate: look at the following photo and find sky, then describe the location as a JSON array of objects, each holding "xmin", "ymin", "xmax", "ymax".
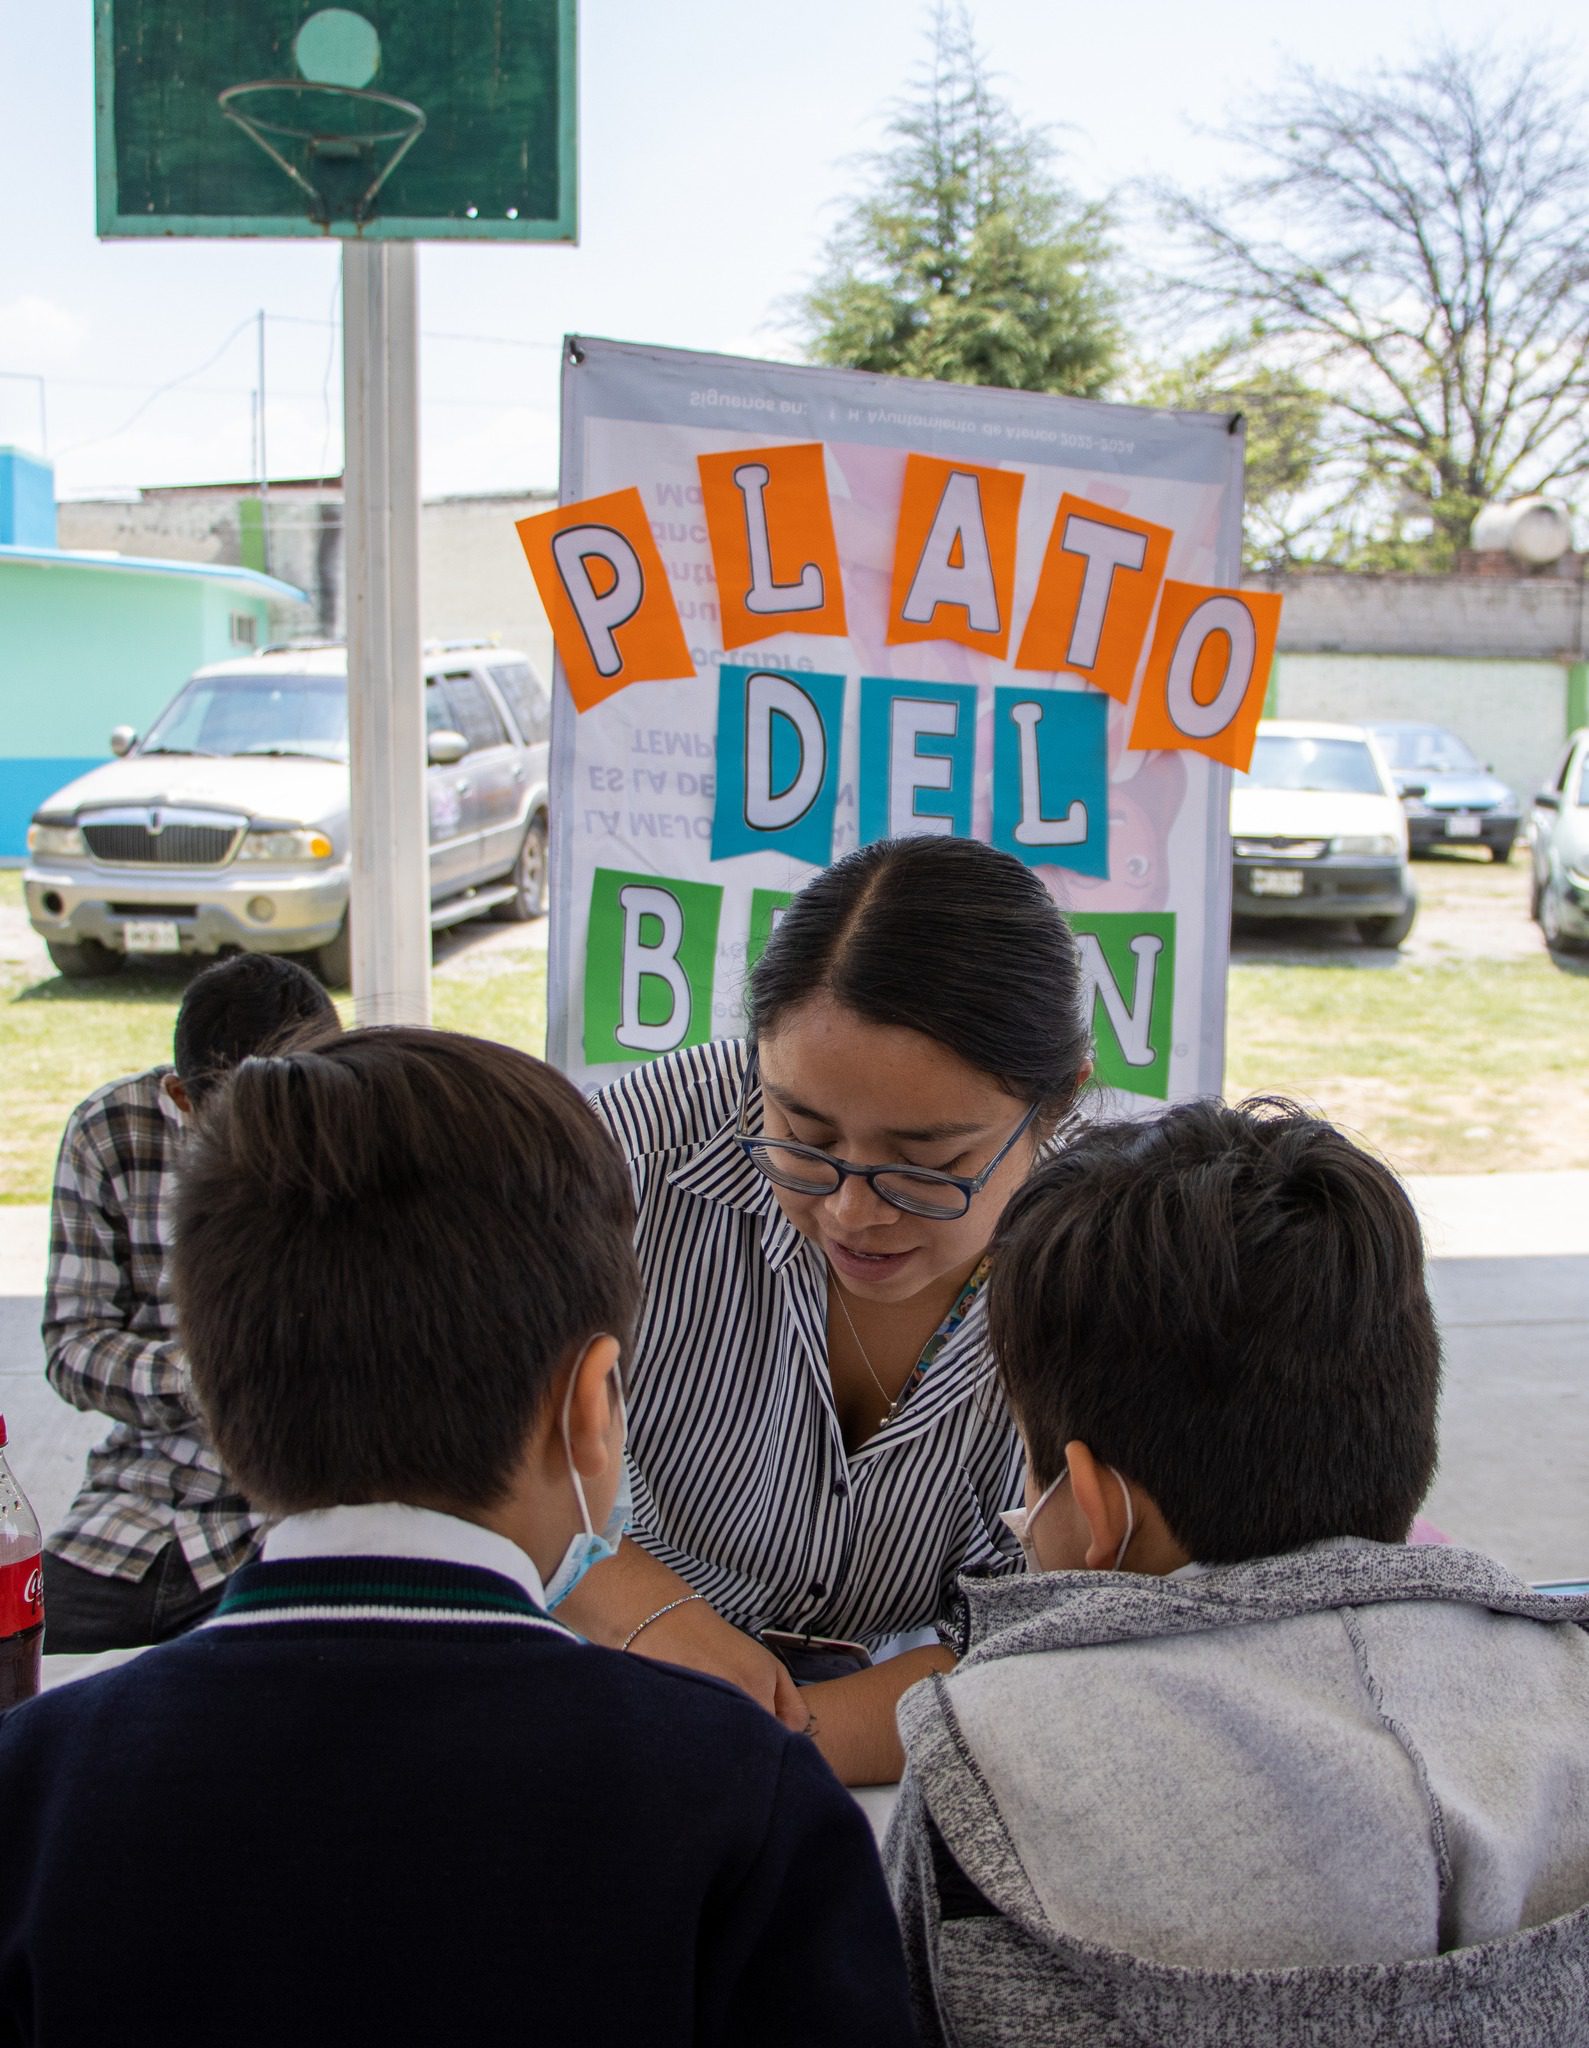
[{"xmin": 1, "ymin": 0, "xmax": 1573, "ymax": 503}]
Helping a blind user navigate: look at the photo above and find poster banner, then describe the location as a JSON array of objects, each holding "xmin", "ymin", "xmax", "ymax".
[{"xmin": 532, "ymin": 338, "xmax": 1262, "ymax": 1103}]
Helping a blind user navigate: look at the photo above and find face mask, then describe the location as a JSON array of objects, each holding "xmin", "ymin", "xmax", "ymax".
[
  {"xmin": 1000, "ymin": 1464, "xmax": 1135, "ymax": 1574},
  {"xmin": 543, "ymin": 1365, "xmax": 632, "ymax": 1611}
]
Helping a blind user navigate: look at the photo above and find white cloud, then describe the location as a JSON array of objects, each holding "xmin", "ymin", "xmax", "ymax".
[
  {"xmin": 0, "ymin": 294, "xmax": 90, "ymax": 369},
  {"xmin": 422, "ymin": 403, "xmax": 559, "ymax": 498}
]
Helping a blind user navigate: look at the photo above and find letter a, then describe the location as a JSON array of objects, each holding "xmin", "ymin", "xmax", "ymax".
[
  {"xmin": 887, "ymin": 455, "xmax": 1022, "ymax": 659},
  {"xmin": 901, "ymin": 472, "xmax": 1001, "ymax": 635}
]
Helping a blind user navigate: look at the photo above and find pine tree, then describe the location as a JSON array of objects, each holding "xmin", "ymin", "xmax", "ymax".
[{"xmin": 797, "ymin": 6, "xmax": 1118, "ymax": 396}]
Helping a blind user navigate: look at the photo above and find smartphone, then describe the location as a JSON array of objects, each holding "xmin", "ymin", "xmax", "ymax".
[{"xmin": 760, "ymin": 1628, "xmax": 874, "ymax": 1685}]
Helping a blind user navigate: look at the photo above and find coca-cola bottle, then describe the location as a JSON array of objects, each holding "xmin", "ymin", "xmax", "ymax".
[{"xmin": 0, "ymin": 1414, "xmax": 45, "ymax": 1709}]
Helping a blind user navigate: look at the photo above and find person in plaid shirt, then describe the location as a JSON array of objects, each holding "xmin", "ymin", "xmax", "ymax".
[{"xmin": 41, "ymin": 952, "xmax": 338, "ymax": 1651}]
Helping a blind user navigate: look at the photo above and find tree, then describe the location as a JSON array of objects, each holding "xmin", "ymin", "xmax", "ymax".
[
  {"xmin": 1158, "ymin": 43, "xmax": 1589, "ymax": 564},
  {"xmin": 796, "ymin": 6, "xmax": 1119, "ymax": 397},
  {"xmin": 1137, "ymin": 338, "xmax": 1328, "ymax": 571}
]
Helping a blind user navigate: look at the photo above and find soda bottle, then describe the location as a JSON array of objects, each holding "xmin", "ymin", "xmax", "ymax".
[{"xmin": 0, "ymin": 1414, "xmax": 45, "ymax": 1709}]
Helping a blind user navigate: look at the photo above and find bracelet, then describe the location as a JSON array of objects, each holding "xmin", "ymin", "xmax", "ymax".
[{"xmin": 620, "ymin": 1592, "xmax": 706, "ymax": 1652}]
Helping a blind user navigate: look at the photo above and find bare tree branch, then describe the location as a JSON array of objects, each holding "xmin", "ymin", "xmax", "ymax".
[{"xmin": 1152, "ymin": 39, "xmax": 1589, "ymax": 562}]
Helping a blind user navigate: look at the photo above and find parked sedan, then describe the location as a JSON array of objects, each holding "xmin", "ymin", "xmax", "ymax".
[
  {"xmin": 1367, "ymin": 721, "xmax": 1520, "ymax": 862},
  {"xmin": 1528, "ymin": 728, "xmax": 1589, "ymax": 954},
  {"xmin": 1231, "ymin": 721, "xmax": 1417, "ymax": 948}
]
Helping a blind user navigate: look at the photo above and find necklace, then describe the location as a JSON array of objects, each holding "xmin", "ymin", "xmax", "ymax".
[{"xmin": 829, "ymin": 1280, "xmax": 911, "ymax": 1428}]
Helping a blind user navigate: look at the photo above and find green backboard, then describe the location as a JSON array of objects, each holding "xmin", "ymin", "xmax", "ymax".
[{"xmin": 95, "ymin": 1, "xmax": 577, "ymax": 241}]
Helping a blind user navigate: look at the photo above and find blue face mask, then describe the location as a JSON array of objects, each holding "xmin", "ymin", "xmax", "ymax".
[{"xmin": 543, "ymin": 1367, "xmax": 632, "ymax": 1611}]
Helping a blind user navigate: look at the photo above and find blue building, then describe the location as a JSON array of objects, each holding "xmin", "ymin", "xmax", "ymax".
[{"xmin": 0, "ymin": 449, "xmax": 304, "ymax": 859}]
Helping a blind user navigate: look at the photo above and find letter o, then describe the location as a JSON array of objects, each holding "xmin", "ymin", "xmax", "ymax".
[{"xmin": 1164, "ymin": 596, "xmax": 1257, "ymax": 740}]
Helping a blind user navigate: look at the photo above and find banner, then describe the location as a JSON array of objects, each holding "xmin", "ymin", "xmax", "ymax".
[{"xmin": 529, "ymin": 339, "xmax": 1273, "ymax": 1102}]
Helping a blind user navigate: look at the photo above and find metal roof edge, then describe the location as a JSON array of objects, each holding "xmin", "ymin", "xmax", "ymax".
[{"xmin": 0, "ymin": 543, "xmax": 306, "ymax": 604}]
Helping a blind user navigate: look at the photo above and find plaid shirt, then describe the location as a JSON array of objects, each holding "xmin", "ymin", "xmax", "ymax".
[{"xmin": 42, "ymin": 1065, "xmax": 263, "ymax": 1588}]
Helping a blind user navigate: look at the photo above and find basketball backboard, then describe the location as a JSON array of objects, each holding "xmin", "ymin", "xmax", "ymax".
[{"xmin": 94, "ymin": 1, "xmax": 576, "ymax": 241}]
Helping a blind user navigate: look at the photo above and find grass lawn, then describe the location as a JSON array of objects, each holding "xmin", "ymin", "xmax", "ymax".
[
  {"xmin": 0, "ymin": 874, "xmax": 549, "ymax": 1202},
  {"xmin": 1225, "ymin": 956, "xmax": 1588, "ymax": 1177},
  {"xmin": 2, "ymin": 869, "xmax": 1582, "ymax": 1199}
]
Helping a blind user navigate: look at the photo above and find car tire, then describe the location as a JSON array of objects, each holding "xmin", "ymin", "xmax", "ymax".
[
  {"xmin": 1487, "ymin": 838, "xmax": 1514, "ymax": 864},
  {"xmin": 491, "ymin": 811, "xmax": 548, "ymax": 922},
  {"xmin": 1529, "ymin": 867, "xmax": 1544, "ymax": 921},
  {"xmin": 1540, "ymin": 880, "xmax": 1588, "ymax": 956},
  {"xmin": 317, "ymin": 917, "xmax": 353, "ymax": 990},
  {"xmin": 46, "ymin": 937, "xmax": 126, "ymax": 981},
  {"xmin": 1357, "ymin": 903, "xmax": 1417, "ymax": 949}
]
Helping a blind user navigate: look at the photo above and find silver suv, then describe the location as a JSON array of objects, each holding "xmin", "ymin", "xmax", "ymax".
[{"xmin": 23, "ymin": 641, "xmax": 551, "ymax": 985}]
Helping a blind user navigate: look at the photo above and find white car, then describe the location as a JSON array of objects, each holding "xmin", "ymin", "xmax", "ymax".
[
  {"xmin": 23, "ymin": 640, "xmax": 551, "ymax": 984},
  {"xmin": 1231, "ymin": 720, "xmax": 1417, "ymax": 948}
]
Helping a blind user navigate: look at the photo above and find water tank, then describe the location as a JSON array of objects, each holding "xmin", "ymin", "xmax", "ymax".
[{"xmin": 1470, "ymin": 496, "xmax": 1572, "ymax": 566}]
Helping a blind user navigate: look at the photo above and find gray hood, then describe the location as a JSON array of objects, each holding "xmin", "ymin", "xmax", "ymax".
[
  {"xmin": 45, "ymin": 753, "xmax": 349, "ymax": 832},
  {"xmin": 887, "ymin": 1541, "xmax": 1589, "ymax": 2046}
]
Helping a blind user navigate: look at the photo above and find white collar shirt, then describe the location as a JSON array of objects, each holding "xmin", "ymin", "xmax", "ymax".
[{"xmin": 263, "ymin": 1502, "xmax": 549, "ymax": 1607}]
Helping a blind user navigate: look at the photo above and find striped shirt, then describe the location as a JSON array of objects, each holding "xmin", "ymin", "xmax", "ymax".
[
  {"xmin": 42, "ymin": 1067, "xmax": 263, "ymax": 1588},
  {"xmin": 593, "ymin": 1039, "xmax": 1022, "ymax": 1652}
]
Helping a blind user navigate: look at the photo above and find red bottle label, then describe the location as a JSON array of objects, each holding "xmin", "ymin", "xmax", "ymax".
[{"xmin": 0, "ymin": 1554, "xmax": 44, "ymax": 1636}]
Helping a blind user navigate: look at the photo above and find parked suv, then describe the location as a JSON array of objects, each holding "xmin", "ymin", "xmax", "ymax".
[
  {"xmin": 23, "ymin": 641, "xmax": 551, "ymax": 985},
  {"xmin": 1230, "ymin": 720, "xmax": 1417, "ymax": 948}
]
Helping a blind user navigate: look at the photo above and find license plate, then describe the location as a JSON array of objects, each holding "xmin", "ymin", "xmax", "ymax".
[
  {"xmin": 122, "ymin": 919, "xmax": 182, "ymax": 954},
  {"xmin": 1446, "ymin": 814, "xmax": 1481, "ymax": 839},
  {"xmin": 1249, "ymin": 867, "xmax": 1305, "ymax": 897}
]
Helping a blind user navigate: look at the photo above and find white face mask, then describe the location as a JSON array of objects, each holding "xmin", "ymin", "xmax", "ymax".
[{"xmin": 1000, "ymin": 1463, "xmax": 1135, "ymax": 1574}]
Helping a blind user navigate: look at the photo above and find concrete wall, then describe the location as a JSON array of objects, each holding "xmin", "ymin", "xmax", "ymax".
[
  {"xmin": 1270, "ymin": 652, "xmax": 1572, "ymax": 806},
  {"xmin": 0, "ymin": 562, "xmax": 271, "ymax": 858},
  {"xmin": 420, "ymin": 491, "xmax": 556, "ymax": 678},
  {"xmin": 60, "ymin": 484, "xmax": 558, "ymax": 674},
  {"xmin": 60, "ymin": 488, "xmax": 337, "ymax": 641},
  {"xmin": 1254, "ymin": 566, "xmax": 1589, "ymax": 663}
]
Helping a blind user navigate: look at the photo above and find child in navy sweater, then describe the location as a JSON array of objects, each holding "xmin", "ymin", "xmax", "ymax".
[{"xmin": 0, "ymin": 1027, "xmax": 916, "ymax": 2048}]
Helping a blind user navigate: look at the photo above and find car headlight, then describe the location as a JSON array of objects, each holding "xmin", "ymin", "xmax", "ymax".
[
  {"xmin": 1332, "ymin": 834, "xmax": 1401, "ymax": 857},
  {"xmin": 235, "ymin": 828, "xmax": 335, "ymax": 863},
  {"xmin": 27, "ymin": 821, "xmax": 87, "ymax": 858},
  {"xmin": 1401, "ymin": 795, "xmax": 1429, "ymax": 816}
]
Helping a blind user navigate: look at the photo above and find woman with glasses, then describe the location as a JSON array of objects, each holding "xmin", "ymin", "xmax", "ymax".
[{"xmin": 560, "ymin": 836, "xmax": 1092, "ymax": 1784}]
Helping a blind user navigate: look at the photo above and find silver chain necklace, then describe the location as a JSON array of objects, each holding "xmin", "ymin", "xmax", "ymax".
[{"xmin": 829, "ymin": 1276, "xmax": 910, "ymax": 1428}]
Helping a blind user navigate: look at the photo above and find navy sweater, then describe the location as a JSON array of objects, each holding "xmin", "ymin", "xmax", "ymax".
[{"xmin": 0, "ymin": 1556, "xmax": 917, "ymax": 2048}]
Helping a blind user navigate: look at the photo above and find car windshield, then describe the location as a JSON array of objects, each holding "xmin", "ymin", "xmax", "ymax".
[
  {"xmin": 140, "ymin": 674, "xmax": 347, "ymax": 761},
  {"xmin": 1373, "ymin": 726, "xmax": 1482, "ymax": 775},
  {"xmin": 1237, "ymin": 736, "xmax": 1386, "ymax": 796}
]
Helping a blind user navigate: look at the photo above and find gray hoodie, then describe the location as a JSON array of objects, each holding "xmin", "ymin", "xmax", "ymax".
[{"xmin": 885, "ymin": 1540, "xmax": 1589, "ymax": 2046}]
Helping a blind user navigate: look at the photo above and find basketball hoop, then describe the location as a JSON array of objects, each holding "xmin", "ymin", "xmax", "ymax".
[{"xmin": 218, "ymin": 82, "xmax": 427, "ymax": 228}]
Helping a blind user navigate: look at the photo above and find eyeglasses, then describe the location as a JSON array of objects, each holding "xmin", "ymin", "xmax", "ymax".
[{"xmin": 734, "ymin": 1050, "xmax": 1040, "ymax": 1220}]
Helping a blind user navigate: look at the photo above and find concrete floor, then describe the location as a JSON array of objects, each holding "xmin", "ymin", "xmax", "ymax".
[{"xmin": 3, "ymin": 1172, "xmax": 1585, "ymax": 1585}]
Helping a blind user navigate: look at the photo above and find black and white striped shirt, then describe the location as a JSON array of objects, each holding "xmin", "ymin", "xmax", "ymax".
[{"xmin": 593, "ymin": 1039, "xmax": 1022, "ymax": 1651}]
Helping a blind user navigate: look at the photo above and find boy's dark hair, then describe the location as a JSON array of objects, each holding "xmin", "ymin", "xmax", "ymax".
[
  {"xmin": 989, "ymin": 1097, "xmax": 1440, "ymax": 1561},
  {"xmin": 173, "ymin": 952, "xmax": 338, "ymax": 1104},
  {"xmin": 170, "ymin": 1027, "xmax": 642, "ymax": 1515},
  {"xmin": 750, "ymin": 837, "xmax": 1089, "ymax": 1117}
]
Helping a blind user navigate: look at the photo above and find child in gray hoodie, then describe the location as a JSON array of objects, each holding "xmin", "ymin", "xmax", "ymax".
[{"xmin": 886, "ymin": 1097, "xmax": 1589, "ymax": 2047}]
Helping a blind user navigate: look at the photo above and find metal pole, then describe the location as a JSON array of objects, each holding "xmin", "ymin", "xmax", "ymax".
[
  {"xmin": 341, "ymin": 241, "xmax": 430, "ymax": 1027},
  {"xmin": 257, "ymin": 309, "xmax": 270, "ymax": 574}
]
